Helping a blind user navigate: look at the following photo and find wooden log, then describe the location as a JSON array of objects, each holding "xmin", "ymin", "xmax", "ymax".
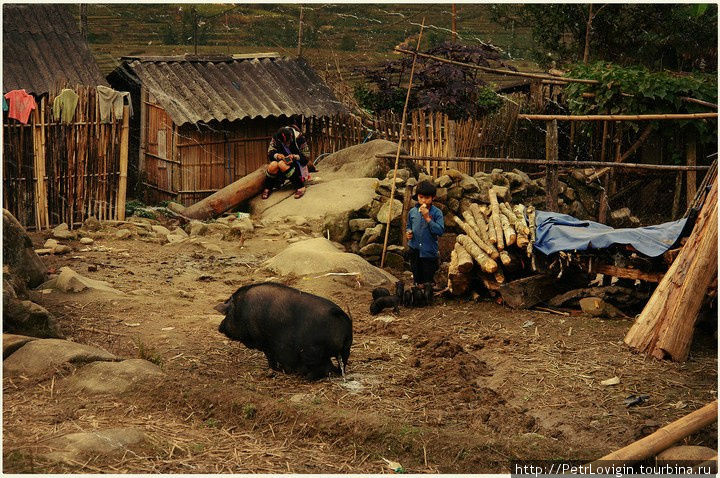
[
  {"xmin": 469, "ymin": 203, "xmax": 490, "ymax": 239},
  {"xmin": 545, "ymin": 119, "xmax": 559, "ymax": 211},
  {"xmin": 592, "ymin": 400, "xmax": 718, "ymax": 467},
  {"xmin": 518, "ymin": 112, "xmax": 719, "ymax": 121},
  {"xmin": 488, "ymin": 189, "xmax": 504, "ymax": 251},
  {"xmin": 457, "ymin": 234, "xmax": 497, "ymax": 274},
  {"xmin": 182, "ymin": 167, "xmax": 266, "ymax": 220},
  {"xmin": 454, "ymin": 242, "xmax": 473, "ymax": 274},
  {"xmin": 527, "ymin": 206, "xmax": 536, "ymax": 258},
  {"xmin": 448, "ymin": 248, "xmax": 470, "ymax": 296},
  {"xmin": 499, "ymin": 274, "xmax": 560, "ymax": 309},
  {"xmin": 499, "ymin": 250, "xmax": 512, "ymax": 267},
  {"xmin": 498, "ymin": 212, "xmax": 517, "ymax": 247},
  {"xmin": 461, "ymin": 209, "xmax": 483, "ymax": 238},
  {"xmin": 512, "ymin": 204, "xmax": 530, "ymax": 235},
  {"xmin": 624, "ymin": 176, "xmax": 717, "ymax": 361},
  {"xmin": 589, "ymin": 264, "xmax": 665, "ymax": 283},
  {"xmin": 493, "ymin": 268, "xmax": 505, "ymax": 284},
  {"xmin": 479, "ymin": 274, "xmax": 501, "ymax": 291},
  {"xmin": 686, "ymin": 139, "xmax": 697, "ymax": 209},
  {"xmin": 454, "ymin": 216, "xmax": 499, "ymax": 260}
]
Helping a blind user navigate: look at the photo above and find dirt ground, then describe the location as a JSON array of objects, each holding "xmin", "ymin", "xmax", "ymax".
[{"xmin": 4, "ymin": 221, "xmax": 717, "ymax": 473}]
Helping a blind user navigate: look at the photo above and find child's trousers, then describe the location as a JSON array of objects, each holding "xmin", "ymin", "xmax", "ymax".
[{"xmin": 408, "ymin": 247, "xmax": 439, "ymax": 285}]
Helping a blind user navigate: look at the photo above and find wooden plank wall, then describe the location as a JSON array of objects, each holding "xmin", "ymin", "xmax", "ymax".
[{"xmin": 2, "ymin": 86, "xmax": 128, "ymax": 228}]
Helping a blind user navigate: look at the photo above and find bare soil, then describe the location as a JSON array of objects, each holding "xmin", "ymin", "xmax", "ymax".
[{"xmin": 4, "ymin": 224, "xmax": 717, "ymax": 473}]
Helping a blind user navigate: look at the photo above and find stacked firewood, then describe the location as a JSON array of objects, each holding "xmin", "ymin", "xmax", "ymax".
[{"xmin": 448, "ymin": 187, "xmax": 537, "ymax": 296}]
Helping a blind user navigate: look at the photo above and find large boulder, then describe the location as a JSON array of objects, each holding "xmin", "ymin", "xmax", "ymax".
[
  {"xmin": 264, "ymin": 237, "xmax": 396, "ymax": 286},
  {"xmin": 3, "ymin": 295, "xmax": 63, "ymax": 338},
  {"xmin": 376, "ymin": 198, "xmax": 403, "ymax": 224},
  {"xmin": 3, "ymin": 209, "xmax": 48, "ymax": 288},
  {"xmin": 319, "ymin": 139, "xmax": 416, "ymax": 179},
  {"xmin": 4, "ymin": 338, "xmax": 118, "ymax": 378}
]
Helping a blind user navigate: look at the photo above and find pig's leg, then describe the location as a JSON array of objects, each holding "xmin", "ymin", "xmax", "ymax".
[{"xmin": 264, "ymin": 351, "xmax": 280, "ymax": 371}]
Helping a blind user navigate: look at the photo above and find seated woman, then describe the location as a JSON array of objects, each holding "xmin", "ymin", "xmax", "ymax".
[{"xmin": 263, "ymin": 126, "xmax": 310, "ymax": 199}]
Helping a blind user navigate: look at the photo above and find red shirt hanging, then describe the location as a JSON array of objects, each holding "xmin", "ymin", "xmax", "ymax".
[{"xmin": 4, "ymin": 89, "xmax": 37, "ymax": 124}]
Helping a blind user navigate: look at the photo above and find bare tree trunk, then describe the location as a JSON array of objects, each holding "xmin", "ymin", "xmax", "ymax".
[{"xmin": 583, "ymin": 4, "xmax": 593, "ymax": 64}]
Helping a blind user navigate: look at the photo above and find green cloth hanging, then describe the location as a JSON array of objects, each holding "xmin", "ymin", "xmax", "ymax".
[{"xmin": 52, "ymin": 88, "xmax": 79, "ymax": 124}]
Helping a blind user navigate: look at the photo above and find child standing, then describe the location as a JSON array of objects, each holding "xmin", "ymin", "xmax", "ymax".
[{"xmin": 406, "ymin": 180, "xmax": 444, "ymax": 287}]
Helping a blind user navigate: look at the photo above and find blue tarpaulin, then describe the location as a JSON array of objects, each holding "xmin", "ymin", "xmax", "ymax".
[{"xmin": 533, "ymin": 211, "xmax": 687, "ymax": 257}]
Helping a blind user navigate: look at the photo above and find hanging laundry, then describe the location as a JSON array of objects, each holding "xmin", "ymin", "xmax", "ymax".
[
  {"xmin": 2, "ymin": 97, "xmax": 8, "ymax": 112},
  {"xmin": 96, "ymin": 85, "xmax": 132, "ymax": 123},
  {"xmin": 52, "ymin": 88, "xmax": 79, "ymax": 124},
  {"xmin": 4, "ymin": 89, "xmax": 37, "ymax": 124}
]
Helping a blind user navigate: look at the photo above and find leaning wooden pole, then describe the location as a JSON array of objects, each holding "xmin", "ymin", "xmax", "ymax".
[
  {"xmin": 591, "ymin": 400, "xmax": 717, "ymax": 467},
  {"xmin": 624, "ymin": 172, "xmax": 718, "ymax": 361},
  {"xmin": 116, "ymin": 105, "xmax": 130, "ymax": 221},
  {"xmin": 380, "ymin": 17, "xmax": 425, "ymax": 268}
]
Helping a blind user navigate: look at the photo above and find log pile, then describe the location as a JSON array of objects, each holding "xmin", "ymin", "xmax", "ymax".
[
  {"xmin": 624, "ymin": 173, "xmax": 717, "ymax": 362},
  {"xmin": 447, "ymin": 193, "xmax": 538, "ymax": 296}
]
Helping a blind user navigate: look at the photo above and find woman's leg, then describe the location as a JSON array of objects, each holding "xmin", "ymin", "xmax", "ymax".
[
  {"xmin": 263, "ymin": 161, "xmax": 282, "ymax": 198},
  {"xmin": 288, "ymin": 167, "xmax": 306, "ymax": 197}
]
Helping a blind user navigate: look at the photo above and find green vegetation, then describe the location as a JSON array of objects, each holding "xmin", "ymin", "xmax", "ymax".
[{"xmin": 134, "ymin": 339, "xmax": 164, "ymax": 366}]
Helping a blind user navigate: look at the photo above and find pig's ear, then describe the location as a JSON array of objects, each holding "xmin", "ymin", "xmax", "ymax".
[{"xmin": 214, "ymin": 301, "xmax": 230, "ymax": 314}]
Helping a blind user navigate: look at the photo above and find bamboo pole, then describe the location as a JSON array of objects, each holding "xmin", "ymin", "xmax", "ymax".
[
  {"xmin": 374, "ymin": 154, "xmax": 710, "ymax": 172},
  {"xmin": 587, "ymin": 124, "xmax": 655, "ymax": 182},
  {"xmin": 686, "ymin": 139, "xmax": 697, "ymax": 209},
  {"xmin": 380, "ymin": 18, "xmax": 424, "ymax": 269},
  {"xmin": 592, "ymin": 400, "xmax": 717, "ymax": 466},
  {"xmin": 544, "ymin": 119, "xmax": 559, "ymax": 211},
  {"xmin": 519, "ymin": 112, "xmax": 718, "ymax": 121},
  {"xmin": 116, "ymin": 105, "xmax": 130, "ymax": 221},
  {"xmin": 680, "ymin": 96, "xmax": 718, "ymax": 109}
]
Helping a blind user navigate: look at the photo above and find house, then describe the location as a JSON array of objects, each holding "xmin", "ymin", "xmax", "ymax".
[
  {"xmin": 108, "ymin": 53, "xmax": 347, "ymax": 206},
  {"xmin": 3, "ymin": 4, "xmax": 108, "ymax": 95},
  {"xmin": 3, "ymin": 4, "xmax": 125, "ymax": 229}
]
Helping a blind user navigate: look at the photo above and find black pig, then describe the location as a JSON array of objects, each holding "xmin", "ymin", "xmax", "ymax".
[
  {"xmin": 216, "ymin": 283, "xmax": 352, "ymax": 380},
  {"xmin": 403, "ymin": 289, "xmax": 414, "ymax": 307},
  {"xmin": 371, "ymin": 287, "xmax": 391, "ymax": 300},
  {"xmin": 369, "ymin": 295, "xmax": 400, "ymax": 315}
]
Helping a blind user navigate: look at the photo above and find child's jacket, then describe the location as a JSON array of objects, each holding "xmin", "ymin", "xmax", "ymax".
[{"xmin": 407, "ymin": 204, "xmax": 444, "ymax": 258}]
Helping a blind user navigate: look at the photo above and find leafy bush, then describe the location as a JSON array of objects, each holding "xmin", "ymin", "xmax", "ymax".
[{"xmin": 476, "ymin": 86, "xmax": 503, "ymax": 115}]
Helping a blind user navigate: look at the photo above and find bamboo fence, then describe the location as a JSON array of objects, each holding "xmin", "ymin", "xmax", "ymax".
[{"xmin": 2, "ymin": 86, "xmax": 129, "ymax": 229}]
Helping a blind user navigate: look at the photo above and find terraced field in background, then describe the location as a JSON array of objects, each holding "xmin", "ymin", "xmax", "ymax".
[{"xmin": 78, "ymin": 4, "xmax": 539, "ymax": 89}]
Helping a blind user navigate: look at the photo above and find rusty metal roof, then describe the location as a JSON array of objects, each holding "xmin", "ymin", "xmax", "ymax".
[
  {"xmin": 114, "ymin": 55, "xmax": 347, "ymax": 125},
  {"xmin": 3, "ymin": 4, "xmax": 108, "ymax": 95}
]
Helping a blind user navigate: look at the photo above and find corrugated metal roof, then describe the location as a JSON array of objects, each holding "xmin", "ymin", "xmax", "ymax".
[
  {"xmin": 115, "ymin": 55, "xmax": 347, "ymax": 125},
  {"xmin": 3, "ymin": 4, "xmax": 108, "ymax": 95}
]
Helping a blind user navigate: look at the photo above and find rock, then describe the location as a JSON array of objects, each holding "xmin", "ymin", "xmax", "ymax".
[
  {"xmin": 285, "ymin": 215, "xmax": 308, "ymax": 227},
  {"xmin": 324, "ymin": 210, "xmax": 352, "ymax": 242},
  {"xmin": 264, "ymin": 237, "xmax": 396, "ymax": 286},
  {"xmin": 459, "ymin": 174, "xmax": 480, "ymax": 193},
  {"xmin": 43, "ymin": 428, "xmax": 147, "ymax": 463},
  {"xmin": 52, "ymin": 222, "xmax": 75, "ymax": 240},
  {"xmin": 435, "ymin": 187, "xmax": 448, "ymax": 203},
  {"xmin": 63, "ymin": 359, "xmax": 165, "ymax": 395},
  {"xmin": 151, "ymin": 225, "xmax": 171, "ymax": 236},
  {"xmin": 205, "ymin": 223, "xmax": 230, "ymax": 237},
  {"xmin": 579, "ymin": 297, "xmax": 626, "ymax": 319},
  {"xmin": 386, "ymin": 168, "xmax": 411, "ymax": 181},
  {"xmin": 166, "ymin": 233, "xmax": 186, "ymax": 244},
  {"xmin": 41, "ymin": 266, "xmax": 123, "ymax": 295},
  {"xmin": 34, "ymin": 248, "xmax": 53, "ymax": 255},
  {"xmin": 491, "ymin": 185, "xmax": 509, "ymax": 202},
  {"xmin": 629, "ymin": 215, "xmax": 641, "ymax": 227},
  {"xmin": 359, "ymin": 243, "xmax": 384, "ymax": 257},
  {"xmin": 319, "ymin": 139, "xmax": 415, "ymax": 179},
  {"xmin": 53, "ymin": 245, "xmax": 72, "ymax": 254},
  {"xmin": 115, "ymin": 229, "xmax": 132, "ymax": 240},
  {"xmin": 82, "ymin": 216, "xmax": 102, "ymax": 232},
  {"xmin": 3, "ymin": 338, "xmax": 118, "ymax": 377},
  {"xmin": 44, "ymin": 238, "xmax": 59, "ymax": 249},
  {"xmin": 3, "ymin": 209, "xmax": 48, "ymax": 288},
  {"xmin": 384, "ymin": 252, "xmax": 405, "ymax": 269},
  {"xmin": 349, "ymin": 218, "xmax": 376, "ymax": 233},
  {"xmin": 360, "ymin": 224, "xmax": 384, "ymax": 248},
  {"xmin": 201, "ymin": 242, "xmax": 224, "ymax": 254},
  {"xmin": 656, "ymin": 445, "xmax": 717, "ymax": 465},
  {"xmin": 376, "ymin": 199, "xmax": 403, "ymax": 224},
  {"xmin": 447, "ymin": 198, "xmax": 460, "ymax": 213},
  {"xmin": 3, "ymin": 333, "xmax": 37, "ymax": 359},
  {"xmin": 436, "ymin": 175, "xmax": 453, "ymax": 188},
  {"xmin": 418, "ymin": 172, "xmax": 433, "ymax": 184},
  {"xmin": 79, "ymin": 237, "xmax": 94, "ymax": 245},
  {"xmin": 189, "ymin": 220, "xmax": 209, "ymax": 236},
  {"xmin": 3, "ymin": 293, "xmax": 63, "ymax": 338},
  {"xmin": 406, "ymin": 177, "xmax": 418, "ymax": 188},
  {"xmin": 387, "ymin": 245, "xmax": 405, "ymax": 254},
  {"xmin": 490, "ymin": 171, "xmax": 510, "ymax": 188},
  {"xmin": 447, "ymin": 186, "xmax": 464, "ymax": 200},
  {"xmin": 172, "ymin": 226, "xmax": 189, "ymax": 238}
]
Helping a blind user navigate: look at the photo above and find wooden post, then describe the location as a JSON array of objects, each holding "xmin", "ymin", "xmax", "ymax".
[
  {"xmin": 380, "ymin": 18, "xmax": 425, "ymax": 268},
  {"xmin": 139, "ymin": 88, "xmax": 147, "ymax": 175},
  {"xmin": 297, "ymin": 5, "xmax": 304, "ymax": 58},
  {"xmin": 400, "ymin": 184, "xmax": 413, "ymax": 249},
  {"xmin": 116, "ymin": 105, "xmax": 130, "ymax": 221},
  {"xmin": 544, "ymin": 119, "xmax": 558, "ymax": 211},
  {"xmin": 671, "ymin": 171, "xmax": 683, "ymax": 220},
  {"xmin": 686, "ymin": 138, "xmax": 697, "ymax": 208}
]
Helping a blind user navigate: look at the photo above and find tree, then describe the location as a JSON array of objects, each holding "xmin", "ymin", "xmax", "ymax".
[
  {"xmin": 355, "ymin": 41, "xmax": 512, "ymax": 119},
  {"xmin": 490, "ymin": 4, "xmax": 717, "ymax": 71}
]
